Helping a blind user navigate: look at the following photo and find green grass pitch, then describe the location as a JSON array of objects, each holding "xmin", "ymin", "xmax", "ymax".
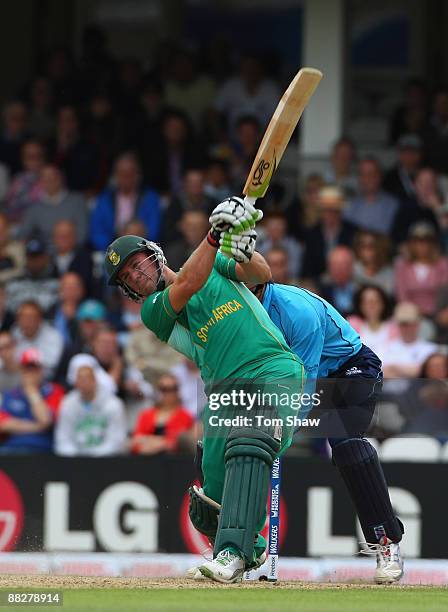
[{"xmin": 2, "ymin": 587, "xmax": 447, "ymax": 612}]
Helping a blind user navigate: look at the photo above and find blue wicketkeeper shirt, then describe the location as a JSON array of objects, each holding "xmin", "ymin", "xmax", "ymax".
[{"xmin": 262, "ymin": 283, "xmax": 362, "ymax": 382}]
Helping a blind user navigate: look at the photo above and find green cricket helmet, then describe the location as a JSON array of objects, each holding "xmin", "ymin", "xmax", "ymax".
[{"xmin": 104, "ymin": 235, "xmax": 166, "ymax": 302}]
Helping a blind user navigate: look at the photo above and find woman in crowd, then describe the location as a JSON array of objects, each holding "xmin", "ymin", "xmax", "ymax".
[
  {"xmin": 395, "ymin": 221, "xmax": 448, "ymax": 317},
  {"xmin": 353, "ymin": 230, "xmax": 394, "ymax": 295},
  {"xmin": 348, "ymin": 285, "xmax": 398, "ymax": 363},
  {"xmin": 131, "ymin": 374, "xmax": 193, "ymax": 455},
  {"xmin": 402, "ymin": 353, "xmax": 448, "ymax": 439}
]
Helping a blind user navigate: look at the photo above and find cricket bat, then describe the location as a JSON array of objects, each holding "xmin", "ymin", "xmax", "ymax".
[{"xmin": 243, "ymin": 67, "xmax": 323, "ymax": 204}]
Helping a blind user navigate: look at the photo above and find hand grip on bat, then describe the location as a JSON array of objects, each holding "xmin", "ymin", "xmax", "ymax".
[{"xmin": 209, "ymin": 196, "xmax": 263, "ymax": 234}]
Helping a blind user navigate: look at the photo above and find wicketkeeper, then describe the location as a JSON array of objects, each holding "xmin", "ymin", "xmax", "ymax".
[
  {"xmin": 104, "ymin": 197, "xmax": 305, "ymax": 583},
  {"xmin": 249, "ymin": 280, "xmax": 405, "ymax": 584}
]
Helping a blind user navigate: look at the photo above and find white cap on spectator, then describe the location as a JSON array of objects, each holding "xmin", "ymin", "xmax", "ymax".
[
  {"xmin": 407, "ymin": 221, "xmax": 437, "ymax": 240},
  {"xmin": 67, "ymin": 353, "xmax": 117, "ymax": 395},
  {"xmin": 394, "ymin": 302, "xmax": 420, "ymax": 324},
  {"xmin": 318, "ymin": 185, "xmax": 346, "ymax": 211}
]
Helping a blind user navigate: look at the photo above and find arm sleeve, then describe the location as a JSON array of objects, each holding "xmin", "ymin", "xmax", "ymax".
[
  {"xmin": 168, "ymin": 323, "xmax": 195, "ymax": 361},
  {"xmin": 141, "ymin": 288, "xmax": 180, "ymax": 342},
  {"xmin": 213, "ymin": 251, "xmax": 239, "ymax": 281}
]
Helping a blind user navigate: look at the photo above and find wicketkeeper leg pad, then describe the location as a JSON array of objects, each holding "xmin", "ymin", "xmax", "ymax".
[
  {"xmin": 331, "ymin": 437, "xmax": 404, "ymax": 543},
  {"xmin": 213, "ymin": 428, "xmax": 280, "ymax": 563}
]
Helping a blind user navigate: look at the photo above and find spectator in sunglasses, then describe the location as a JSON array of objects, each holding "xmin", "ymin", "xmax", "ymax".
[{"xmin": 131, "ymin": 373, "xmax": 193, "ymax": 455}]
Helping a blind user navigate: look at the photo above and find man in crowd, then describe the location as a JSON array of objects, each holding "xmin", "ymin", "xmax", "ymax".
[
  {"xmin": 90, "ymin": 152, "xmax": 161, "ymax": 251},
  {"xmin": 21, "ymin": 165, "xmax": 88, "ymax": 244},
  {"xmin": 0, "ymin": 331, "xmax": 20, "ymax": 391},
  {"xmin": 12, "ymin": 301, "xmax": 64, "ymax": 380},
  {"xmin": 265, "ymin": 247, "xmax": 295, "ymax": 285},
  {"xmin": 302, "ymin": 186, "xmax": 355, "ymax": 280},
  {"xmin": 344, "ymin": 158, "xmax": 399, "ymax": 235},
  {"xmin": 382, "ymin": 302, "xmax": 437, "ymax": 388},
  {"xmin": 164, "ymin": 209, "xmax": 209, "ymax": 271},
  {"xmin": 383, "ymin": 134, "xmax": 422, "ymax": 204},
  {"xmin": 6, "ymin": 236, "xmax": 59, "ymax": 315},
  {"xmin": 320, "ymin": 246, "xmax": 357, "ymax": 316},
  {"xmin": 0, "ymin": 348, "xmax": 64, "ymax": 453},
  {"xmin": 51, "ymin": 220, "xmax": 93, "ymax": 293},
  {"xmin": 55, "ymin": 364, "xmax": 126, "ymax": 456}
]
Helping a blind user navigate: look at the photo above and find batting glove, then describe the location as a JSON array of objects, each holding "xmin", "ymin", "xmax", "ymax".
[
  {"xmin": 220, "ymin": 229, "xmax": 257, "ymax": 263},
  {"xmin": 209, "ymin": 196, "xmax": 263, "ymax": 234}
]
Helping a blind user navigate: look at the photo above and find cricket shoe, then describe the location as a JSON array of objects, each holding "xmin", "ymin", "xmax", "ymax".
[
  {"xmin": 360, "ymin": 536, "xmax": 404, "ymax": 584},
  {"xmin": 198, "ymin": 547, "xmax": 245, "ymax": 583},
  {"xmin": 186, "ymin": 550, "xmax": 267, "ymax": 581}
]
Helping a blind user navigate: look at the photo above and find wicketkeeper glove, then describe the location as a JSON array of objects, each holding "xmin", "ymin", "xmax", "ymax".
[
  {"xmin": 220, "ymin": 229, "xmax": 257, "ymax": 263},
  {"xmin": 209, "ymin": 196, "xmax": 263, "ymax": 234}
]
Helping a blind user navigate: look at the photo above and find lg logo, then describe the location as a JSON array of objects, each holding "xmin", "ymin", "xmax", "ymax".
[
  {"xmin": 44, "ymin": 482, "xmax": 159, "ymax": 552},
  {"xmin": 0, "ymin": 470, "xmax": 24, "ymax": 551}
]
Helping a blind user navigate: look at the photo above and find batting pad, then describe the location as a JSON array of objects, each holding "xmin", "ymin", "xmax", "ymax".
[{"xmin": 213, "ymin": 429, "xmax": 280, "ymax": 564}]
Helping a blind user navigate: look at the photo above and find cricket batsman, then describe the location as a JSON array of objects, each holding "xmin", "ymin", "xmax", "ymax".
[{"xmin": 104, "ymin": 197, "xmax": 305, "ymax": 584}]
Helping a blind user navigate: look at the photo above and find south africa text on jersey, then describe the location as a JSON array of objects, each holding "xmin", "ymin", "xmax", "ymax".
[{"xmin": 196, "ymin": 299, "xmax": 244, "ymax": 342}]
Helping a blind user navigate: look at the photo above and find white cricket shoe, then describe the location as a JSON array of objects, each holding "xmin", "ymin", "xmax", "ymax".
[
  {"xmin": 198, "ymin": 548, "xmax": 245, "ymax": 583},
  {"xmin": 360, "ymin": 536, "xmax": 404, "ymax": 584},
  {"xmin": 186, "ymin": 565, "xmax": 205, "ymax": 580},
  {"xmin": 187, "ymin": 550, "xmax": 267, "ymax": 581}
]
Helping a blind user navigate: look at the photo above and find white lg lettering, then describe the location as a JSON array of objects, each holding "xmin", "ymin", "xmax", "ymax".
[
  {"xmin": 308, "ymin": 488, "xmax": 357, "ymax": 555},
  {"xmin": 308, "ymin": 486, "xmax": 422, "ymax": 557},
  {"xmin": 44, "ymin": 482, "xmax": 159, "ymax": 552}
]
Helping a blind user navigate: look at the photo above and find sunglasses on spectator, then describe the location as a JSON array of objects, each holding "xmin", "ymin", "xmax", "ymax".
[{"xmin": 158, "ymin": 385, "xmax": 178, "ymax": 393}]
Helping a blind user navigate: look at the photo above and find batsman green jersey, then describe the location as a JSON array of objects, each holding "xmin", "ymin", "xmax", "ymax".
[
  {"xmin": 141, "ymin": 252, "xmax": 301, "ymax": 389},
  {"xmin": 141, "ymin": 252, "xmax": 305, "ymax": 529}
]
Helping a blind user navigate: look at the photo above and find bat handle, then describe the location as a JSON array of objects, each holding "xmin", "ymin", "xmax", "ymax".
[{"xmin": 243, "ymin": 195, "xmax": 258, "ymax": 207}]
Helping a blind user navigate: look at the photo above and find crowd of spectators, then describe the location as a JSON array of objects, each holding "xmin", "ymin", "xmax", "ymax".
[{"xmin": 0, "ymin": 31, "xmax": 447, "ymax": 455}]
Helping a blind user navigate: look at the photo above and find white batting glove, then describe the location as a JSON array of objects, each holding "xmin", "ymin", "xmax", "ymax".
[
  {"xmin": 220, "ymin": 229, "xmax": 257, "ymax": 263},
  {"xmin": 209, "ymin": 196, "xmax": 263, "ymax": 234}
]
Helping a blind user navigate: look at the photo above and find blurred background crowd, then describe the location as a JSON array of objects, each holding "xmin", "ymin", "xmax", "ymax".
[{"xmin": 0, "ymin": 24, "xmax": 447, "ymax": 458}]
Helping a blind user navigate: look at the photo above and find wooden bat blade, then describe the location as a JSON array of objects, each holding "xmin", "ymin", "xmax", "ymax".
[{"xmin": 243, "ymin": 67, "xmax": 323, "ymax": 200}]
